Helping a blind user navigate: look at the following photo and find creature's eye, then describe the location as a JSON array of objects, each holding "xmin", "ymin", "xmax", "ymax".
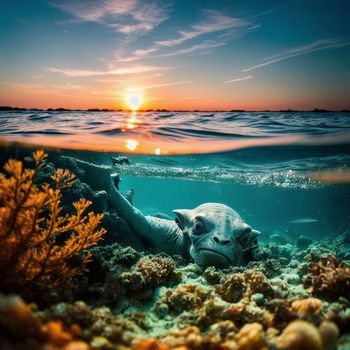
[
  {"xmin": 192, "ymin": 220, "xmax": 207, "ymax": 234},
  {"xmin": 238, "ymin": 234, "xmax": 249, "ymax": 248},
  {"xmin": 175, "ymin": 217, "xmax": 184, "ymax": 230},
  {"xmin": 237, "ymin": 231, "xmax": 251, "ymax": 251}
]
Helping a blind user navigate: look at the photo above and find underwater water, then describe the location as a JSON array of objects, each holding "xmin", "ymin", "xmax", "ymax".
[
  {"xmin": 1, "ymin": 110, "xmax": 350, "ymax": 349},
  {"xmin": 1, "ymin": 110, "xmax": 350, "ymax": 240}
]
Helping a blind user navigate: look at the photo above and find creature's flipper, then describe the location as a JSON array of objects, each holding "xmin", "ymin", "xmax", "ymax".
[
  {"xmin": 65, "ymin": 158, "xmax": 169, "ymax": 243},
  {"xmin": 111, "ymin": 174, "xmax": 121, "ymax": 190},
  {"xmin": 151, "ymin": 213, "xmax": 173, "ymax": 220},
  {"xmin": 124, "ymin": 189, "xmax": 134, "ymax": 205},
  {"xmin": 108, "ymin": 184, "xmax": 160, "ymax": 242}
]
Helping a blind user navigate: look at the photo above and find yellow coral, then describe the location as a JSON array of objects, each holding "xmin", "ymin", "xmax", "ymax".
[
  {"xmin": 236, "ymin": 322, "xmax": 269, "ymax": 350},
  {"xmin": 276, "ymin": 320, "xmax": 323, "ymax": 350},
  {"xmin": 318, "ymin": 321, "xmax": 339, "ymax": 350},
  {"xmin": 291, "ymin": 298, "xmax": 323, "ymax": 317},
  {"xmin": 0, "ymin": 150, "xmax": 106, "ymax": 292},
  {"xmin": 133, "ymin": 339, "xmax": 169, "ymax": 350}
]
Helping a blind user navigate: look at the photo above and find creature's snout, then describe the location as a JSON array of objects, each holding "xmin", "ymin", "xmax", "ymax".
[
  {"xmin": 210, "ymin": 224, "xmax": 253, "ymax": 246},
  {"xmin": 212, "ymin": 234, "xmax": 231, "ymax": 246}
]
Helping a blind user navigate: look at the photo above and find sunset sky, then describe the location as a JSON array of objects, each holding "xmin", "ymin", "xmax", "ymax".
[{"xmin": 0, "ymin": 0, "xmax": 349, "ymax": 111}]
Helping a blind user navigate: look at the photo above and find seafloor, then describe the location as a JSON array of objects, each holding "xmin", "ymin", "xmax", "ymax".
[{"xmin": 0, "ymin": 152, "xmax": 350, "ymax": 350}]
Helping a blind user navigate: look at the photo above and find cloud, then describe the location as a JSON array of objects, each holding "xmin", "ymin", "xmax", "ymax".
[
  {"xmin": 116, "ymin": 2, "xmax": 169, "ymax": 35},
  {"xmin": 53, "ymin": 0, "xmax": 169, "ymax": 36},
  {"xmin": 117, "ymin": 47, "xmax": 160, "ymax": 62},
  {"xmin": 53, "ymin": 0, "xmax": 137, "ymax": 22},
  {"xmin": 47, "ymin": 65, "xmax": 173, "ymax": 77},
  {"xmin": 224, "ymin": 75, "xmax": 253, "ymax": 83},
  {"xmin": 117, "ymin": 40, "xmax": 225, "ymax": 62},
  {"xmin": 92, "ymin": 78, "xmax": 128, "ymax": 83},
  {"xmin": 93, "ymin": 73, "xmax": 164, "ymax": 83},
  {"xmin": 125, "ymin": 81, "xmax": 192, "ymax": 92},
  {"xmin": 134, "ymin": 48, "xmax": 159, "ymax": 57},
  {"xmin": 159, "ymin": 41, "xmax": 225, "ymax": 57},
  {"xmin": 242, "ymin": 38, "xmax": 350, "ymax": 72},
  {"xmin": 113, "ymin": 9, "xmax": 254, "ymax": 64},
  {"xmin": 1, "ymin": 82, "xmax": 82, "ymax": 91},
  {"xmin": 155, "ymin": 10, "xmax": 250, "ymax": 47}
]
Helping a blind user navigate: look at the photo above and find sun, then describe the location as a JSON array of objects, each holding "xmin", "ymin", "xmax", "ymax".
[{"xmin": 126, "ymin": 93, "xmax": 143, "ymax": 111}]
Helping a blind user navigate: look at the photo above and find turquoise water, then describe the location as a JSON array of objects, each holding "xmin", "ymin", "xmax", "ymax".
[{"xmin": 121, "ymin": 176, "xmax": 349, "ymax": 241}]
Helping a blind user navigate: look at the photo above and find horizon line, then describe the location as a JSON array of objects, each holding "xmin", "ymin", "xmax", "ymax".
[{"xmin": 0, "ymin": 106, "xmax": 350, "ymax": 113}]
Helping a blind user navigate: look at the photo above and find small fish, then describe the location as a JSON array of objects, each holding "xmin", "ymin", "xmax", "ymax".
[{"xmin": 289, "ymin": 218, "xmax": 318, "ymax": 224}]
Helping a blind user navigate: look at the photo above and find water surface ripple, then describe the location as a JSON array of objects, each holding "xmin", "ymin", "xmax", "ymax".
[{"xmin": 1, "ymin": 110, "xmax": 350, "ymax": 187}]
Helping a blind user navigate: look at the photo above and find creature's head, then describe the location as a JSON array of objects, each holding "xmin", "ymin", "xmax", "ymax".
[{"xmin": 173, "ymin": 203, "xmax": 260, "ymax": 268}]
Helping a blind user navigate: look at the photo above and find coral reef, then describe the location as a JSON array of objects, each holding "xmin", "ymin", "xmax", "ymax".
[
  {"xmin": 47, "ymin": 155, "xmax": 145, "ymax": 250},
  {"xmin": 69, "ymin": 246, "xmax": 180, "ymax": 309},
  {"xmin": 0, "ymin": 151, "xmax": 106, "ymax": 294},
  {"xmin": 276, "ymin": 320, "xmax": 323, "ymax": 350},
  {"xmin": 291, "ymin": 297, "xmax": 323, "ymax": 320},
  {"xmin": 121, "ymin": 256, "xmax": 178, "ymax": 289},
  {"xmin": 0, "ymin": 291, "xmax": 343, "ymax": 350},
  {"xmin": 215, "ymin": 269, "xmax": 274, "ymax": 303},
  {"xmin": 296, "ymin": 235, "xmax": 313, "ymax": 249},
  {"xmin": 0, "ymin": 293, "xmax": 141, "ymax": 350},
  {"xmin": 0, "ymin": 294, "xmax": 44, "ymax": 346},
  {"xmin": 304, "ymin": 255, "xmax": 350, "ymax": 301},
  {"xmin": 154, "ymin": 283, "xmax": 225, "ymax": 329},
  {"xmin": 215, "ymin": 273, "xmax": 246, "ymax": 303}
]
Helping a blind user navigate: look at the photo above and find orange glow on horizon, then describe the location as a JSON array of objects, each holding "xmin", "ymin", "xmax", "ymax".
[{"xmin": 1, "ymin": 81, "xmax": 349, "ymax": 111}]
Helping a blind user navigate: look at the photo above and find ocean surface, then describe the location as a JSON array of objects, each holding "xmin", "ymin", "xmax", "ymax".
[{"xmin": 1, "ymin": 110, "xmax": 350, "ymax": 240}]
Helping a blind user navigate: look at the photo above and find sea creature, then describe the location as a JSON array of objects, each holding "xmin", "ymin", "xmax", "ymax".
[
  {"xmin": 289, "ymin": 218, "xmax": 318, "ymax": 224},
  {"xmin": 72, "ymin": 159, "xmax": 260, "ymax": 268}
]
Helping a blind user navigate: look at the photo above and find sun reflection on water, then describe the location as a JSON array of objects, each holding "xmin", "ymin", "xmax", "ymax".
[
  {"xmin": 120, "ymin": 111, "xmax": 164, "ymax": 155},
  {"xmin": 126, "ymin": 111, "xmax": 141, "ymax": 129}
]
